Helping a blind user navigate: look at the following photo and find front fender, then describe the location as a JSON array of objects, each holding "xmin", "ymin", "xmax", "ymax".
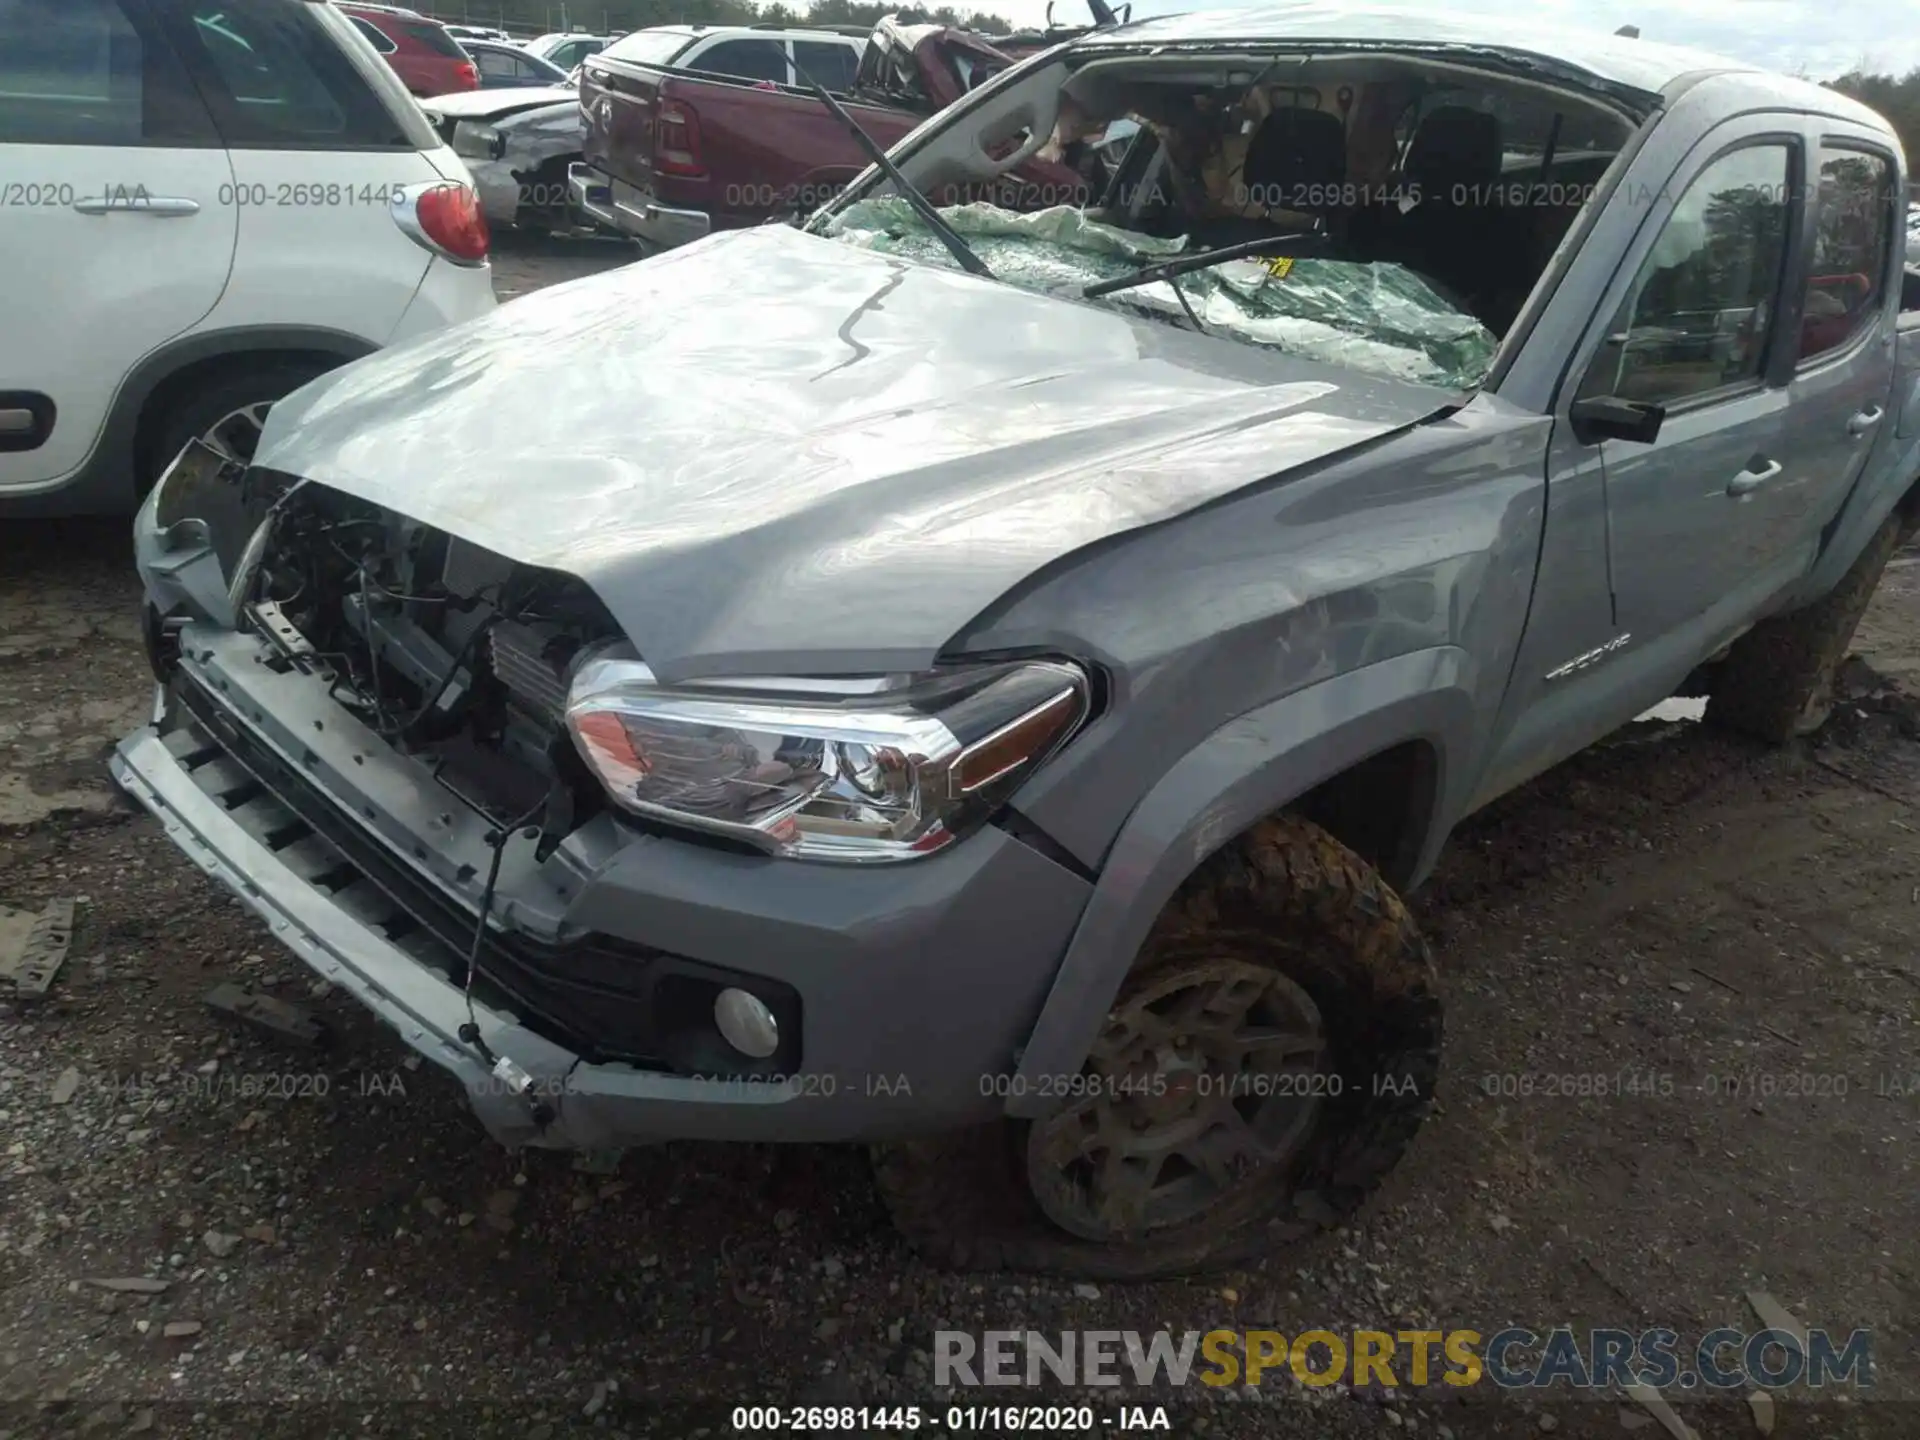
[
  {"xmin": 499, "ymin": 104, "xmax": 586, "ymax": 170},
  {"xmin": 1005, "ymin": 646, "xmax": 1474, "ymax": 1118}
]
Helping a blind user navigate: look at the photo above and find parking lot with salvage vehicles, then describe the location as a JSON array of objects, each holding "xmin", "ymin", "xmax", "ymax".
[{"xmin": 7, "ymin": 1, "xmax": 1920, "ymax": 1436}]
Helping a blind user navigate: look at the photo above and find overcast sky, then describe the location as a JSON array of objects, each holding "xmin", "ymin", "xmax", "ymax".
[{"xmin": 990, "ymin": 0, "xmax": 1920, "ymax": 80}]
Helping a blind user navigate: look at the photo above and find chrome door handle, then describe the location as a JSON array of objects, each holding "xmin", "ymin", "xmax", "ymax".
[
  {"xmin": 1848, "ymin": 405, "xmax": 1885, "ymax": 437},
  {"xmin": 72, "ymin": 195, "xmax": 201, "ymax": 217},
  {"xmin": 1727, "ymin": 459, "xmax": 1782, "ymax": 496}
]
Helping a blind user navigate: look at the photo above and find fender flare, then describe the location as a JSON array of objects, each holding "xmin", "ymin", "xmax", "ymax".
[
  {"xmin": 1005, "ymin": 646, "xmax": 1477, "ymax": 1118},
  {"xmin": 0, "ymin": 325, "xmax": 376, "ymax": 517}
]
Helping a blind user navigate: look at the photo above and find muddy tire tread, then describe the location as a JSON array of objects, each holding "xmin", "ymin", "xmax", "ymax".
[{"xmin": 871, "ymin": 814, "xmax": 1441, "ymax": 1279}]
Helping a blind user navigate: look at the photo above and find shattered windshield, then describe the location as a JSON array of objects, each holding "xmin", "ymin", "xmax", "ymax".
[
  {"xmin": 811, "ymin": 43, "xmax": 1636, "ymax": 389},
  {"xmin": 824, "ymin": 197, "xmax": 1498, "ymax": 388}
]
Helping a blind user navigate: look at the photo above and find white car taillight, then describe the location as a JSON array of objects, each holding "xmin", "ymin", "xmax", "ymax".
[{"xmin": 390, "ymin": 180, "xmax": 490, "ymax": 267}]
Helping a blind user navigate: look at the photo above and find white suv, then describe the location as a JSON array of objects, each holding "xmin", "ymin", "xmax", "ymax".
[
  {"xmin": 520, "ymin": 32, "xmax": 615, "ymax": 71},
  {"xmin": 0, "ymin": 0, "xmax": 497, "ymax": 516}
]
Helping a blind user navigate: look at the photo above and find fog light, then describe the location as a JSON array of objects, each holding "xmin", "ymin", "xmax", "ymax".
[{"xmin": 714, "ymin": 988, "xmax": 779, "ymax": 1059}]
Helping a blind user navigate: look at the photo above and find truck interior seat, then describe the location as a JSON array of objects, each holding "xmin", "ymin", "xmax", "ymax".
[
  {"xmin": 1393, "ymin": 106, "xmax": 1522, "ymax": 323},
  {"xmin": 1197, "ymin": 105, "xmax": 1348, "ymax": 247}
]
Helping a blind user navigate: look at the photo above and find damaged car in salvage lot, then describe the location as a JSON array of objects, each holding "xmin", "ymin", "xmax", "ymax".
[
  {"xmin": 420, "ymin": 82, "xmax": 590, "ymax": 234},
  {"xmin": 114, "ymin": 4, "xmax": 1920, "ymax": 1278},
  {"xmin": 427, "ymin": 22, "xmax": 871, "ymax": 236},
  {"xmin": 574, "ymin": 16, "xmax": 1036, "ymax": 249}
]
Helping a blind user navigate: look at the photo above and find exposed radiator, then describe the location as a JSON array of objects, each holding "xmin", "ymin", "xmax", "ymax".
[{"xmin": 488, "ymin": 619, "xmax": 576, "ymax": 727}]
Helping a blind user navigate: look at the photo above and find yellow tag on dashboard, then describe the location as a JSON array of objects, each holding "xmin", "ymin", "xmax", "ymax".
[{"xmin": 1261, "ymin": 256, "xmax": 1294, "ymax": 279}]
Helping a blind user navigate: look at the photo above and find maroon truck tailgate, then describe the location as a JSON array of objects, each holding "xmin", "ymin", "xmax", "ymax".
[{"xmin": 580, "ymin": 61, "xmax": 663, "ymax": 195}]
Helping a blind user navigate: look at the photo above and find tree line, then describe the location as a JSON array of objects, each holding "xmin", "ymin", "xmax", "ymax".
[
  {"xmin": 1826, "ymin": 70, "xmax": 1920, "ymax": 185},
  {"xmin": 419, "ymin": 0, "xmax": 1018, "ymax": 37}
]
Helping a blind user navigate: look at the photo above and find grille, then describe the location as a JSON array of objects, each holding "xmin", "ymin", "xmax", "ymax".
[{"xmin": 165, "ymin": 672, "xmax": 801, "ymax": 1072}]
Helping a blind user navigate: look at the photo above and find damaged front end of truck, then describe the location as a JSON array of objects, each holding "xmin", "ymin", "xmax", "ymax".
[
  {"xmin": 112, "ymin": 431, "xmax": 1112, "ymax": 1149},
  {"xmin": 122, "ymin": 444, "xmax": 781, "ymax": 1141}
]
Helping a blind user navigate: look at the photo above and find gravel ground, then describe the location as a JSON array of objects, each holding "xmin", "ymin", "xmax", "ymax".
[{"xmin": 1, "ymin": 235, "xmax": 1917, "ymax": 1440}]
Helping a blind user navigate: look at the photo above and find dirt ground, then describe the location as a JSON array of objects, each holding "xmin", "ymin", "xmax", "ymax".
[{"xmin": 1, "ymin": 235, "xmax": 1916, "ymax": 1440}]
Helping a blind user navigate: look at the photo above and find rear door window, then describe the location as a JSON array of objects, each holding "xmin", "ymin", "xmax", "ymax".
[
  {"xmin": 690, "ymin": 38, "xmax": 788, "ymax": 85},
  {"xmin": 1797, "ymin": 146, "xmax": 1897, "ymax": 362},
  {"xmin": 162, "ymin": 0, "xmax": 416, "ymax": 148},
  {"xmin": 346, "ymin": 15, "xmax": 394, "ymax": 54},
  {"xmin": 473, "ymin": 47, "xmax": 518, "ymax": 80},
  {"xmin": 793, "ymin": 40, "xmax": 857, "ymax": 92},
  {"xmin": 0, "ymin": 0, "xmax": 218, "ymax": 146},
  {"xmin": 549, "ymin": 38, "xmax": 604, "ymax": 70},
  {"xmin": 395, "ymin": 20, "xmax": 464, "ymax": 58},
  {"xmin": 600, "ymin": 29, "xmax": 693, "ymax": 66}
]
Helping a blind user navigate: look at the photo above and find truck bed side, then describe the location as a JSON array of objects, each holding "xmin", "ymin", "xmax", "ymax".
[{"xmin": 579, "ymin": 60, "xmax": 920, "ymax": 233}]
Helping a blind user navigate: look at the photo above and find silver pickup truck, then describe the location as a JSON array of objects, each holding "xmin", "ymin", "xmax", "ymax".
[{"xmin": 115, "ymin": 4, "xmax": 1920, "ymax": 1280}]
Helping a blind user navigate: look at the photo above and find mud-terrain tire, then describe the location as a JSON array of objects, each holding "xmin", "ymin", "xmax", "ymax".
[
  {"xmin": 1705, "ymin": 510, "xmax": 1907, "ymax": 742},
  {"xmin": 140, "ymin": 361, "xmax": 333, "ymax": 495},
  {"xmin": 871, "ymin": 814, "xmax": 1441, "ymax": 1279}
]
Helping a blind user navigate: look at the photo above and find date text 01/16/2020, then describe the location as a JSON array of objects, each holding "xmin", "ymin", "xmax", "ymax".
[{"xmin": 729, "ymin": 1405, "xmax": 1173, "ymax": 1431}]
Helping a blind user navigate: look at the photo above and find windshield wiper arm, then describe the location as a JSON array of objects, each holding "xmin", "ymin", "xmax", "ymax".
[
  {"xmin": 791, "ymin": 56, "xmax": 994, "ymax": 280},
  {"xmin": 1082, "ymin": 231, "xmax": 1316, "ymax": 299}
]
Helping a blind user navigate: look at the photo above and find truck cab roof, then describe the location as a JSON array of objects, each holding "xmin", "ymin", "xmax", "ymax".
[{"xmin": 1076, "ymin": 4, "xmax": 1890, "ymax": 122}]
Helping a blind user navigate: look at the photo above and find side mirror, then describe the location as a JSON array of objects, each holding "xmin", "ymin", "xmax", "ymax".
[{"xmin": 1569, "ymin": 394, "xmax": 1665, "ymax": 446}]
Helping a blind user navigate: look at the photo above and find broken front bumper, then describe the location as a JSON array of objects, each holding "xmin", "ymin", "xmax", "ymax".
[
  {"xmin": 113, "ymin": 718, "xmax": 573, "ymax": 1146},
  {"xmin": 111, "ymin": 628, "xmax": 1092, "ymax": 1149}
]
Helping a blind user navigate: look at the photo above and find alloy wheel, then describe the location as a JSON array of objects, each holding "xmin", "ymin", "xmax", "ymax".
[
  {"xmin": 1025, "ymin": 957, "xmax": 1330, "ymax": 1242},
  {"xmin": 196, "ymin": 401, "xmax": 275, "ymax": 466}
]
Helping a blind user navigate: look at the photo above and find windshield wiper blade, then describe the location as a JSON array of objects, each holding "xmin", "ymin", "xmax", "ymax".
[
  {"xmin": 791, "ymin": 56, "xmax": 994, "ymax": 280},
  {"xmin": 1082, "ymin": 232, "xmax": 1316, "ymax": 299}
]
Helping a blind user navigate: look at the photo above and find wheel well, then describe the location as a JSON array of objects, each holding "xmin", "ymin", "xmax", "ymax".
[
  {"xmin": 1286, "ymin": 740, "xmax": 1438, "ymax": 892},
  {"xmin": 132, "ymin": 348, "xmax": 343, "ymax": 480}
]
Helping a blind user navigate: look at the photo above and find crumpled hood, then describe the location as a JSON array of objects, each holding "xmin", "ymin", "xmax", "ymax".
[
  {"xmin": 257, "ymin": 225, "xmax": 1449, "ymax": 681},
  {"xmin": 419, "ymin": 85, "xmax": 577, "ymax": 122}
]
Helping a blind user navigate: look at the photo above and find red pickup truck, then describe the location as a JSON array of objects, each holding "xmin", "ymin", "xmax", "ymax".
[{"xmin": 570, "ymin": 18, "xmax": 1088, "ymax": 251}]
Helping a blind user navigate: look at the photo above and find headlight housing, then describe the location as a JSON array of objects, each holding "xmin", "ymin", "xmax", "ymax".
[
  {"xmin": 451, "ymin": 120, "xmax": 505, "ymax": 161},
  {"xmin": 565, "ymin": 654, "xmax": 1092, "ymax": 863}
]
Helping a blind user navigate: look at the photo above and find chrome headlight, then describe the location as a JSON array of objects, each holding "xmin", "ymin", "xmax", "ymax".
[
  {"xmin": 452, "ymin": 120, "xmax": 505, "ymax": 160},
  {"xmin": 565, "ymin": 656, "xmax": 1092, "ymax": 863}
]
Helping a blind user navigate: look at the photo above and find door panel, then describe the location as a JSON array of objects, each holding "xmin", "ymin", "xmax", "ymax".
[
  {"xmin": 0, "ymin": 0, "xmax": 236, "ymax": 491},
  {"xmin": 1476, "ymin": 118, "xmax": 1807, "ymax": 806},
  {"xmin": 1583, "ymin": 137, "xmax": 1802, "ymax": 642},
  {"xmin": 157, "ymin": 0, "xmax": 440, "ymax": 347},
  {"xmin": 1774, "ymin": 138, "xmax": 1900, "ymax": 550},
  {"xmin": 1602, "ymin": 389, "xmax": 1791, "ymax": 639}
]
